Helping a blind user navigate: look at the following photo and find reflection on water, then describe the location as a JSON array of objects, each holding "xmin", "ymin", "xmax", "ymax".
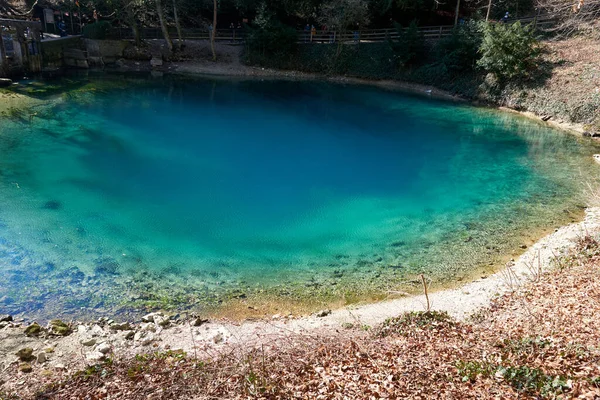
[{"xmin": 0, "ymin": 74, "xmax": 598, "ymax": 321}]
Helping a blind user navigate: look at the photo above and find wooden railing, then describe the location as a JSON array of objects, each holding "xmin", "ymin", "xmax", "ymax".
[{"xmin": 105, "ymin": 16, "xmax": 555, "ymax": 44}]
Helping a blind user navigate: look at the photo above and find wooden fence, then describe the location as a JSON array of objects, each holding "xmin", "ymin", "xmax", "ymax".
[{"xmin": 106, "ymin": 16, "xmax": 555, "ymax": 44}]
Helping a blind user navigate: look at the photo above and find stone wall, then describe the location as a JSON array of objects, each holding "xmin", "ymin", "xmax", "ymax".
[
  {"xmin": 41, "ymin": 37, "xmax": 85, "ymax": 70},
  {"xmin": 84, "ymin": 39, "xmax": 129, "ymax": 66}
]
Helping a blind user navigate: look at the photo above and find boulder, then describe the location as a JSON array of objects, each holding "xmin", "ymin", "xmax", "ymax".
[
  {"xmin": 140, "ymin": 322, "xmax": 156, "ymax": 332},
  {"xmin": 19, "ymin": 363, "xmax": 33, "ymax": 373},
  {"xmin": 154, "ymin": 315, "xmax": 170, "ymax": 328},
  {"xmin": 16, "ymin": 348, "xmax": 34, "ymax": 362},
  {"xmin": 96, "ymin": 342, "xmax": 111, "ymax": 354},
  {"xmin": 0, "ymin": 314, "xmax": 12, "ymax": 322},
  {"xmin": 141, "ymin": 313, "xmax": 159, "ymax": 323},
  {"xmin": 49, "ymin": 319, "xmax": 71, "ymax": 336},
  {"xmin": 134, "ymin": 331, "xmax": 155, "ymax": 346},
  {"xmin": 80, "ymin": 338, "xmax": 96, "ymax": 347},
  {"xmin": 37, "ymin": 352, "xmax": 48, "ymax": 364},
  {"xmin": 109, "ymin": 322, "xmax": 132, "ymax": 331},
  {"xmin": 192, "ymin": 318, "xmax": 209, "ymax": 327},
  {"xmin": 86, "ymin": 351, "xmax": 106, "ymax": 363},
  {"xmin": 150, "ymin": 57, "xmax": 163, "ymax": 68},
  {"xmin": 123, "ymin": 45, "xmax": 152, "ymax": 61},
  {"xmin": 24, "ymin": 323, "xmax": 42, "ymax": 336}
]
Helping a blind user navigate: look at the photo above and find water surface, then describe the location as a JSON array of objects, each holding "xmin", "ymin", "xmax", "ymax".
[{"xmin": 0, "ymin": 74, "xmax": 597, "ymax": 320}]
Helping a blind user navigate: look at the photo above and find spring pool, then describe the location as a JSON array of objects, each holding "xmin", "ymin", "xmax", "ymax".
[{"xmin": 0, "ymin": 74, "xmax": 597, "ymax": 320}]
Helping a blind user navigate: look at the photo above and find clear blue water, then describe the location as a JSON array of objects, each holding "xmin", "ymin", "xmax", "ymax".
[{"xmin": 0, "ymin": 74, "xmax": 597, "ymax": 319}]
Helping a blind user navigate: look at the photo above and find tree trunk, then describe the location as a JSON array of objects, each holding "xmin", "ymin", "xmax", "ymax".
[
  {"xmin": 485, "ymin": 0, "xmax": 492, "ymax": 21},
  {"xmin": 210, "ymin": 0, "xmax": 217, "ymax": 61},
  {"xmin": 156, "ymin": 0, "xmax": 173, "ymax": 52},
  {"xmin": 454, "ymin": 0, "xmax": 461, "ymax": 26},
  {"xmin": 173, "ymin": 0, "xmax": 183, "ymax": 50},
  {"xmin": 0, "ymin": 33, "xmax": 9, "ymax": 77},
  {"xmin": 132, "ymin": 22, "xmax": 142, "ymax": 46}
]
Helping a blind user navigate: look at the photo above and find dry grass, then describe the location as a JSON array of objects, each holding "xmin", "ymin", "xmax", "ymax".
[{"xmin": 3, "ymin": 235, "xmax": 598, "ymax": 399}]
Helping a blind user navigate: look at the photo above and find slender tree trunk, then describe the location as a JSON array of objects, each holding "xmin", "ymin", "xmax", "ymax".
[
  {"xmin": 0, "ymin": 32, "xmax": 9, "ymax": 77},
  {"xmin": 210, "ymin": 0, "xmax": 217, "ymax": 61},
  {"xmin": 454, "ymin": 0, "xmax": 461, "ymax": 26},
  {"xmin": 485, "ymin": 0, "xmax": 492, "ymax": 21},
  {"xmin": 132, "ymin": 21, "xmax": 142, "ymax": 46},
  {"xmin": 173, "ymin": 0, "xmax": 183, "ymax": 50},
  {"xmin": 156, "ymin": 0, "xmax": 173, "ymax": 52}
]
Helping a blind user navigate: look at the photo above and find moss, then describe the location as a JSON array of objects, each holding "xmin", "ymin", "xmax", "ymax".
[
  {"xmin": 19, "ymin": 362, "xmax": 33, "ymax": 373},
  {"xmin": 50, "ymin": 319, "xmax": 72, "ymax": 336},
  {"xmin": 24, "ymin": 323, "xmax": 42, "ymax": 336},
  {"xmin": 15, "ymin": 348, "xmax": 34, "ymax": 362}
]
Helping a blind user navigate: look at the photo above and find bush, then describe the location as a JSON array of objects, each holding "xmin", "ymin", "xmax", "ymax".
[
  {"xmin": 245, "ymin": 21, "xmax": 298, "ymax": 68},
  {"xmin": 435, "ymin": 21, "xmax": 482, "ymax": 73},
  {"xmin": 82, "ymin": 21, "xmax": 112, "ymax": 40},
  {"xmin": 389, "ymin": 20, "xmax": 426, "ymax": 69},
  {"xmin": 477, "ymin": 21, "xmax": 541, "ymax": 83}
]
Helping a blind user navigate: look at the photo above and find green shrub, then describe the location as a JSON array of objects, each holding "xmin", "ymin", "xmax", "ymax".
[
  {"xmin": 434, "ymin": 21, "xmax": 482, "ymax": 73},
  {"xmin": 245, "ymin": 21, "xmax": 298, "ymax": 68},
  {"xmin": 389, "ymin": 20, "xmax": 426, "ymax": 69},
  {"xmin": 82, "ymin": 21, "xmax": 112, "ymax": 40},
  {"xmin": 477, "ymin": 21, "xmax": 541, "ymax": 83}
]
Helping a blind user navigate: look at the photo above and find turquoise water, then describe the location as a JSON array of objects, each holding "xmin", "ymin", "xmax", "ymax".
[{"xmin": 0, "ymin": 74, "xmax": 598, "ymax": 319}]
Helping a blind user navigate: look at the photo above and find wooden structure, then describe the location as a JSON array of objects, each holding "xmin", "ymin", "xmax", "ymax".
[
  {"xmin": 105, "ymin": 15, "xmax": 555, "ymax": 45},
  {"xmin": 0, "ymin": 18, "xmax": 43, "ymax": 77}
]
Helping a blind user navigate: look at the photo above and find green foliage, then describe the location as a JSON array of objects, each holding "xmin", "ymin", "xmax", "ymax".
[
  {"xmin": 434, "ymin": 21, "xmax": 482, "ymax": 73},
  {"xmin": 497, "ymin": 336, "xmax": 552, "ymax": 355},
  {"xmin": 389, "ymin": 20, "xmax": 425, "ymax": 69},
  {"xmin": 318, "ymin": 0, "xmax": 371, "ymax": 30},
  {"xmin": 245, "ymin": 20, "xmax": 298, "ymax": 67},
  {"xmin": 456, "ymin": 360, "xmax": 495, "ymax": 382},
  {"xmin": 498, "ymin": 366, "xmax": 570, "ymax": 396},
  {"xmin": 82, "ymin": 21, "xmax": 112, "ymax": 40},
  {"xmin": 457, "ymin": 361, "xmax": 571, "ymax": 396},
  {"xmin": 477, "ymin": 21, "xmax": 541, "ymax": 83}
]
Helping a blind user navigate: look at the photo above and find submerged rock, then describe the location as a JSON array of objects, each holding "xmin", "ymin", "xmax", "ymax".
[
  {"xmin": 94, "ymin": 258, "xmax": 120, "ymax": 275},
  {"xmin": 42, "ymin": 200, "xmax": 62, "ymax": 210}
]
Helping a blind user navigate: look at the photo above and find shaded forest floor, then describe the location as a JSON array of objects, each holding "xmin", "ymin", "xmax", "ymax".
[{"xmin": 3, "ymin": 235, "xmax": 600, "ymax": 399}]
